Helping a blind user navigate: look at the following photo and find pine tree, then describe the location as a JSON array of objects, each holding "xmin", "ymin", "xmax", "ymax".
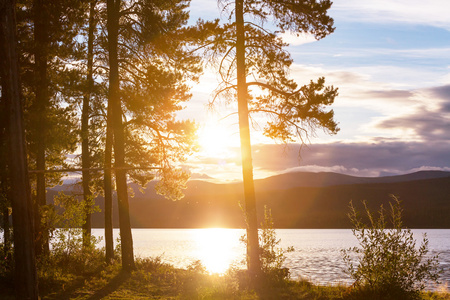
[
  {"xmin": 15, "ymin": 0, "xmax": 85, "ymax": 256},
  {"xmin": 0, "ymin": 0, "xmax": 39, "ymax": 297},
  {"xmin": 81, "ymin": 0, "xmax": 97, "ymax": 249},
  {"xmin": 0, "ymin": 77, "xmax": 11, "ymax": 256},
  {"xmin": 104, "ymin": 0, "xmax": 207, "ymax": 271},
  {"xmin": 106, "ymin": 0, "xmax": 134, "ymax": 271},
  {"xmin": 208, "ymin": 0, "xmax": 338, "ymax": 279}
]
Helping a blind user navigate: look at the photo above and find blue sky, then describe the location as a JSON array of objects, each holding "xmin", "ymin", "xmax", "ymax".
[{"xmin": 181, "ymin": 0, "xmax": 450, "ymax": 182}]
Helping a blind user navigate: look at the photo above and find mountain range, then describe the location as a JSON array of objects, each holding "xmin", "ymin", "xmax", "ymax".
[{"xmin": 48, "ymin": 170, "xmax": 450, "ymax": 228}]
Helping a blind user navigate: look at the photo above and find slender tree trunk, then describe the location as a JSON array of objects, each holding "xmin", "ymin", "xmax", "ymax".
[
  {"xmin": 107, "ymin": 0, "xmax": 135, "ymax": 271},
  {"xmin": 33, "ymin": 0, "xmax": 49, "ymax": 256},
  {"xmin": 2, "ymin": 205, "xmax": 10, "ymax": 255},
  {"xmin": 104, "ymin": 104, "xmax": 114, "ymax": 262},
  {"xmin": 0, "ymin": 78, "xmax": 11, "ymax": 255},
  {"xmin": 82, "ymin": 0, "xmax": 96, "ymax": 249},
  {"xmin": 0, "ymin": 0, "xmax": 39, "ymax": 297},
  {"xmin": 0, "ymin": 177, "xmax": 11, "ymax": 255},
  {"xmin": 235, "ymin": 0, "xmax": 261, "ymax": 279}
]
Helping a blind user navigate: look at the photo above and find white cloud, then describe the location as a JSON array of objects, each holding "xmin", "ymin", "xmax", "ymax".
[
  {"xmin": 331, "ymin": 0, "xmax": 450, "ymax": 30},
  {"xmin": 279, "ymin": 31, "xmax": 317, "ymax": 46},
  {"xmin": 280, "ymin": 164, "xmax": 378, "ymax": 177}
]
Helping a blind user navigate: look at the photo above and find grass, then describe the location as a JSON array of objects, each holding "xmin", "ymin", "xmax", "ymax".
[{"xmin": 0, "ymin": 255, "xmax": 448, "ymax": 299}]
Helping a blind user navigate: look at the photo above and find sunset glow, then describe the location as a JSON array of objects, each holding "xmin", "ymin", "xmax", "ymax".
[
  {"xmin": 197, "ymin": 122, "xmax": 238, "ymax": 158},
  {"xmin": 194, "ymin": 228, "xmax": 242, "ymax": 274},
  {"xmin": 183, "ymin": 0, "xmax": 450, "ymax": 181}
]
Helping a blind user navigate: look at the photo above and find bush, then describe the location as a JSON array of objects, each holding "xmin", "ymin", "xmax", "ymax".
[
  {"xmin": 240, "ymin": 205, "xmax": 293, "ymax": 286},
  {"xmin": 342, "ymin": 195, "xmax": 441, "ymax": 299},
  {"xmin": 259, "ymin": 206, "xmax": 293, "ymax": 278},
  {"xmin": 40, "ymin": 192, "xmax": 103, "ymax": 274}
]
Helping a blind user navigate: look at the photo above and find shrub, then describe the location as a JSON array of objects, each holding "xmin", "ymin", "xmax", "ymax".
[
  {"xmin": 41, "ymin": 192, "xmax": 103, "ymax": 274},
  {"xmin": 259, "ymin": 206, "xmax": 294, "ymax": 276},
  {"xmin": 342, "ymin": 195, "xmax": 441, "ymax": 299},
  {"xmin": 240, "ymin": 205, "xmax": 293, "ymax": 286}
]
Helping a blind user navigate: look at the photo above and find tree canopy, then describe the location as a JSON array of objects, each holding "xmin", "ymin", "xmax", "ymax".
[{"xmin": 211, "ymin": 0, "xmax": 339, "ymax": 143}]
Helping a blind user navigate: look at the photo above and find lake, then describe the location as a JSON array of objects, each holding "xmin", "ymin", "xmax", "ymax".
[{"xmin": 91, "ymin": 228, "xmax": 450, "ymax": 290}]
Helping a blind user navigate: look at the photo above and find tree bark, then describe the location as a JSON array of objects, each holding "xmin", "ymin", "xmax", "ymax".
[
  {"xmin": 0, "ymin": 177, "xmax": 11, "ymax": 256},
  {"xmin": 0, "ymin": 76, "xmax": 11, "ymax": 255},
  {"xmin": 107, "ymin": 0, "xmax": 135, "ymax": 271},
  {"xmin": 104, "ymin": 104, "xmax": 114, "ymax": 263},
  {"xmin": 33, "ymin": 0, "xmax": 49, "ymax": 256},
  {"xmin": 82, "ymin": 0, "xmax": 96, "ymax": 249},
  {"xmin": 0, "ymin": 0, "xmax": 39, "ymax": 297},
  {"xmin": 235, "ymin": 0, "xmax": 261, "ymax": 279}
]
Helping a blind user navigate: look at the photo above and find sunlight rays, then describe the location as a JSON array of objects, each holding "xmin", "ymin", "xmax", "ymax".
[
  {"xmin": 197, "ymin": 122, "xmax": 239, "ymax": 158},
  {"xmin": 193, "ymin": 228, "xmax": 242, "ymax": 274}
]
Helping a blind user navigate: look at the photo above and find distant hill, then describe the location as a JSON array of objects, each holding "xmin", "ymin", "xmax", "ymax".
[
  {"xmin": 48, "ymin": 170, "xmax": 450, "ymax": 228},
  {"xmin": 254, "ymin": 170, "xmax": 450, "ymax": 190}
]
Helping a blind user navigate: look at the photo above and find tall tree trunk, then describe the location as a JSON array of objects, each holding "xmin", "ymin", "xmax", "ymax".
[
  {"xmin": 107, "ymin": 0, "xmax": 135, "ymax": 271},
  {"xmin": 104, "ymin": 104, "xmax": 114, "ymax": 263},
  {"xmin": 33, "ymin": 0, "xmax": 49, "ymax": 256},
  {"xmin": 235, "ymin": 0, "xmax": 261, "ymax": 278},
  {"xmin": 2, "ymin": 204, "xmax": 10, "ymax": 255},
  {"xmin": 0, "ymin": 177, "xmax": 11, "ymax": 256},
  {"xmin": 0, "ymin": 76, "xmax": 11, "ymax": 255},
  {"xmin": 0, "ymin": 0, "xmax": 39, "ymax": 297},
  {"xmin": 82, "ymin": 0, "xmax": 96, "ymax": 249}
]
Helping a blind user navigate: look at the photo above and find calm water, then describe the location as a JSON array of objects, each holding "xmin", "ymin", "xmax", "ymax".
[{"xmin": 92, "ymin": 228, "xmax": 450, "ymax": 289}]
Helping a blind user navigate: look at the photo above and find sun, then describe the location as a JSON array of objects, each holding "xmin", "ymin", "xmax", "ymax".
[
  {"xmin": 194, "ymin": 228, "xmax": 243, "ymax": 274},
  {"xmin": 197, "ymin": 122, "xmax": 238, "ymax": 157}
]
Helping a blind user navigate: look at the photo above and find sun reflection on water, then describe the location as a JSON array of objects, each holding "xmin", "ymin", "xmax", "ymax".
[{"xmin": 194, "ymin": 228, "xmax": 243, "ymax": 274}]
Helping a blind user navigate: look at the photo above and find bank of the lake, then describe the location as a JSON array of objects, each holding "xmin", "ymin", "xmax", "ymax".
[
  {"xmin": 91, "ymin": 228, "xmax": 450, "ymax": 289},
  {"xmin": 1, "ymin": 257, "xmax": 449, "ymax": 300}
]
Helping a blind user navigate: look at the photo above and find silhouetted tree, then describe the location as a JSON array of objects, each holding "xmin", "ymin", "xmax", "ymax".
[
  {"xmin": 0, "ymin": 77, "xmax": 11, "ymax": 256},
  {"xmin": 81, "ymin": 0, "xmax": 97, "ymax": 249},
  {"xmin": 0, "ymin": 0, "xmax": 39, "ymax": 297},
  {"xmin": 105, "ymin": 0, "xmax": 207, "ymax": 270},
  {"xmin": 14, "ymin": 0, "xmax": 85, "ymax": 256},
  {"xmin": 104, "ymin": 104, "xmax": 114, "ymax": 262},
  {"xmin": 106, "ymin": 0, "xmax": 135, "ymax": 271},
  {"xmin": 208, "ymin": 0, "xmax": 338, "ymax": 279}
]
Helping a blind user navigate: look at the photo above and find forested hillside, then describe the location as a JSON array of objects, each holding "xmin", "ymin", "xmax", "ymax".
[{"xmin": 49, "ymin": 171, "xmax": 450, "ymax": 228}]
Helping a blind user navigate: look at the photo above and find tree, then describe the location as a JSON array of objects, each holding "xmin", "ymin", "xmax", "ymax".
[
  {"xmin": 15, "ymin": 0, "xmax": 85, "ymax": 256},
  {"xmin": 104, "ymin": 104, "xmax": 114, "ymax": 263},
  {"xmin": 342, "ymin": 196, "xmax": 441, "ymax": 299},
  {"xmin": 0, "ymin": 0, "xmax": 39, "ymax": 297},
  {"xmin": 208, "ymin": 0, "xmax": 338, "ymax": 279},
  {"xmin": 32, "ymin": 0, "xmax": 50, "ymax": 256},
  {"xmin": 0, "ymin": 77, "xmax": 12, "ymax": 256},
  {"xmin": 106, "ymin": 0, "xmax": 135, "ymax": 271},
  {"xmin": 81, "ymin": 0, "xmax": 97, "ymax": 249},
  {"xmin": 104, "ymin": 0, "xmax": 207, "ymax": 270}
]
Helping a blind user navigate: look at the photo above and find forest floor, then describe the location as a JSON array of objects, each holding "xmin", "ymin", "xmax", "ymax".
[{"xmin": 0, "ymin": 257, "xmax": 449, "ymax": 299}]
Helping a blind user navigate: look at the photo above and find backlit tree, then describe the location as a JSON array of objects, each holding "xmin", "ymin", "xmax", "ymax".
[
  {"xmin": 207, "ymin": 0, "xmax": 339, "ymax": 278},
  {"xmin": 105, "ymin": 0, "xmax": 206, "ymax": 271}
]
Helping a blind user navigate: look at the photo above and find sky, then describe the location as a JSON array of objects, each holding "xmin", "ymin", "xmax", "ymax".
[{"xmin": 178, "ymin": 0, "xmax": 450, "ymax": 182}]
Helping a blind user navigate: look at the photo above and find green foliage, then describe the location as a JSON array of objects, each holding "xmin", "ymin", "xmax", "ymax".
[
  {"xmin": 98, "ymin": 0, "xmax": 208, "ymax": 200},
  {"xmin": 342, "ymin": 196, "xmax": 441, "ymax": 299},
  {"xmin": 1, "ymin": 254, "xmax": 449, "ymax": 299},
  {"xmin": 240, "ymin": 205, "xmax": 294, "ymax": 284},
  {"xmin": 207, "ymin": 0, "xmax": 339, "ymax": 143},
  {"xmin": 259, "ymin": 206, "xmax": 294, "ymax": 275},
  {"xmin": 0, "ymin": 243, "xmax": 13, "ymax": 279},
  {"xmin": 17, "ymin": 0, "xmax": 85, "ymax": 186},
  {"xmin": 43, "ymin": 192, "xmax": 101, "ymax": 268}
]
